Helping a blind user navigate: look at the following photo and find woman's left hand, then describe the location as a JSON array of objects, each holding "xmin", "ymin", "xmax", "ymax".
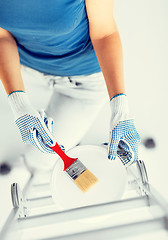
[{"xmin": 108, "ymin": 94, "xmax": 141, "ymax": 166}]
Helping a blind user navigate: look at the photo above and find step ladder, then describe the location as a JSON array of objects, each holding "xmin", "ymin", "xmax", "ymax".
[{"xmin": 0, "ymin": 158, "xmax": 168, "ymax": 240}]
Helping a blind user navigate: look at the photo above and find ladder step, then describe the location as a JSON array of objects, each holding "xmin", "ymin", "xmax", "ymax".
[
  {"xmin": 17, "ymin": 196, "xmax": 149, "ymax": 229},
  {"xmin": 25, "ymin": 217, "xmax": 165, "ymax": 240}
]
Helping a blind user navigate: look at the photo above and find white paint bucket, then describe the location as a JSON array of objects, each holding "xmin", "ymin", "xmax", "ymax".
[{"xmin": 50, "ymin": 145, "xmax": 127, "ymax": 210}]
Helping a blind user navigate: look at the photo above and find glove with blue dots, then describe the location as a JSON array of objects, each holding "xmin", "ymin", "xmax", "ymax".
[
  {"xmin": 8, "ymin": 91, "xmax": 57, "ymax": 154},
  {"xmin": 108, "ymin": 94, "xmax": 141, "ymax": 167}
]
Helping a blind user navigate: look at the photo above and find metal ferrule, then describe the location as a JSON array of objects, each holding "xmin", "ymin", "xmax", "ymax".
[{"xmin": 65, "ymin": 159, "xmax": 86, "ymax": 180}]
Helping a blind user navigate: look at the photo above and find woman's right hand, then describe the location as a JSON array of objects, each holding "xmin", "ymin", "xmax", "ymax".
[{"xmin": 8, "ymin": 91, "xmax": 55, "ymax": 153}]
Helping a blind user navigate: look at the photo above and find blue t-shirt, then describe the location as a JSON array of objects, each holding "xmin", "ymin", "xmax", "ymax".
[{"xmin": 0, "ymin": 0, "xmax": 101, "ymax": 76}]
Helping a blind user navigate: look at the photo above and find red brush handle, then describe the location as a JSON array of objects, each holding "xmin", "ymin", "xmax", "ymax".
[{"xmin": 50, "ymin": 143, "xmax": 78, "ymax": 171}]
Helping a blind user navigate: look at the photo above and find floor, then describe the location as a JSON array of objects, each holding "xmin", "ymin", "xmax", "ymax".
[{"xmin": 0, "ymin": 0, "xmax": 168, "ymax": 238}]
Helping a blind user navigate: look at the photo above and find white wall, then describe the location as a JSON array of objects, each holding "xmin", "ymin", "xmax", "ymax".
[{"xmin": 115, "ymin": 0, "xmax": 168, "ymax": 201}]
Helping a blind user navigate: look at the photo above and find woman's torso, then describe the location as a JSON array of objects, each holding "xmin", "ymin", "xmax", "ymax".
[{"xmin": 0, "ymin": 0, "xmax": 101, "ymax": 76}]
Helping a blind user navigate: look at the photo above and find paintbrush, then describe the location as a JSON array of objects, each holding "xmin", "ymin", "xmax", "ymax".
[{"xmin": 50, "ymin": 143, "xmax": 98, "ymax": 192}]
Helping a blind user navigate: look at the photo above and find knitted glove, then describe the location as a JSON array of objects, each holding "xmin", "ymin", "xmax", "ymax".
[
  {"xmin": 108, "ymin": 94, "xmax": 141, "ymax": 166},
  {"xmin": 8, "ymin": 91, "xmax": 55, "ymax": 154}
]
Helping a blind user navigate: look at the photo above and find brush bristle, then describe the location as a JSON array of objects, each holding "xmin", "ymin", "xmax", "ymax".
[{"xmin": 74, "ymin": 169, "xmax": 98, "ymax": 192}]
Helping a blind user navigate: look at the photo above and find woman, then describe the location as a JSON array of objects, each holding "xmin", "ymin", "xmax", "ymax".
[{"xmin": 0, "ymin": 0, "xmax": 140, "ymax": 170}]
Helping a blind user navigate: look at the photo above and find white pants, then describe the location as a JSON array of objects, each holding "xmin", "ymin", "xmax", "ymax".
[{"xmin": 20, "ymin": 65, "xmax": 109, "ymax": 171}]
